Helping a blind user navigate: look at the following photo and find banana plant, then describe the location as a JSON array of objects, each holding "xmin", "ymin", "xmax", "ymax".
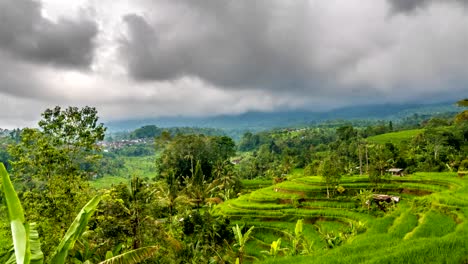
[
  {"xmin": 1, "ymin": 164, "xmax": 160, "ymax": 264},
  {"xmin": 1, "ymin": 163, "xmax": 41, "ymax": 264},
  {"xmin": 261, "ymin": 238, "xmax": 288, "ymax": 258},
  {"xmin": 1, "ymin": 164, "xmax": 101, "ymax": 264},
  {"xmin": 290, "ymin": 219, "xmax": 303, "ymax": 256},
  {"xmin": 232, "ymin": 224, "xmax": 254, "ymax": 264},
  {"xmin": 97, "ymin": 246, "xmax": 159, "ymax": 264}
]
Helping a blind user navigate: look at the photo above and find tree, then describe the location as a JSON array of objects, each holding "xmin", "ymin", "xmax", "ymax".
[
  {"xmin": 368, "ymin": 145, "xmax": 393, "ymax": 186},
  {"xmin": 158, "ymin": 134, "xmax": 236, "ymax": 183},
  {"xmin": 212, "ymin": 160, "xmax": 239, "ymax": 201},
  {"xmin": 130, "ymin": 125, "xmax": 162, "ymax": 139},
  {"xmin": 336, "ymin": 125, "xmax": 357, "ymax": 142},
  {"xmin": 319, "ymin": 155, "xmax": 344, "ymax": 199},
  {"xmin": 183, "ymin": 160, "xmax": 217, "ymax": 209},
  {"xmin": 10, "ymin": 106, "xmax": 106, "ymax": 182},
  {"xmin": 156, "ymin": 171, "xmax": 189, "ymax": 218},
  {"xmin": 456, "ymin": 98, "xmax": 468, "ymax": 107},
  {"xmin": 356, "ymin": 189, "xmax": 374, "ymax": 210},
  {"xmin": 8, "ymin": 106, "xmax": 106, "ymax": 255}
]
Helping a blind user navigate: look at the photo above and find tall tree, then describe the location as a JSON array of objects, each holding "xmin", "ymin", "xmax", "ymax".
[
  {"xmin": 10, "ymin": 106, "xmax": 106, "ymax": 182},
  {"xmin": 319, "ymin": 155, "xmax": 344, "ymax": 199},
  {"xmin": 158, "ymin": 134, "xmax": 236, "ymax": 183},
  {"xmin": 368, "ymin": 145, "xmax": 393, "ymax": 185},
  {"xmin": 456, "ymin": 98, "xmax": 468, "ymax": 107},
  {"xmin": 455, "ymin": 98, "xmax": 468, "ymax": 123},
  {"xmin": 8, "ymin": 106, "xmax": 106, "ymax": 255}
]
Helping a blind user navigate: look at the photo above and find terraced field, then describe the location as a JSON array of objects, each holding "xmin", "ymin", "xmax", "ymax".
[
  {"xmin": 366, "ymin": 129, "xmax": 424, "ymax": 145},
  {"xmin": 217, "ymin": 172, "xmax": 468, "ymax": 263}
]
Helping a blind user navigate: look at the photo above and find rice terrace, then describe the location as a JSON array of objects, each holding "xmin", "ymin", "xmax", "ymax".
[{"xmin": 220, "ymin": 171, "xmax": 468, "ymax": 263}]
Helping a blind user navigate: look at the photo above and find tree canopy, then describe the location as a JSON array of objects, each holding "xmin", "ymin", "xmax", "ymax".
[{"xmin": 157, "ymin": 134, "xmax": 235, "ymax": 182}]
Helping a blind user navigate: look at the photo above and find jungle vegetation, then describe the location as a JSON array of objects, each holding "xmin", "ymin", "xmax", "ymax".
[{"xmin": 0, "ymin": 100, "xmax": 467, "ymax": 263}]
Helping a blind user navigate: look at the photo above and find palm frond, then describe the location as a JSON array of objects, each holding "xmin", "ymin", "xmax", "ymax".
[{"xmin": 98, "ymin": 246, "xmax": 159, "ymax": 264}]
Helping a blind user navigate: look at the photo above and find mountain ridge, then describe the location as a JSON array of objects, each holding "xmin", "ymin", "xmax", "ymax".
[{"xmin": 104, "ymin": 101, "xmax": 459, "ymax": 132}]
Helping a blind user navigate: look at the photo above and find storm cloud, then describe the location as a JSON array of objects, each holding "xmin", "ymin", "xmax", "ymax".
[
  {"xmin": 120, "ymin": 1, "xmax": 318, "ymax": 91},
  {"xmin": 387, "ymin": 0, "xmax": 468, "ymax": 13},
  {"xmin": 0, "ymin": 0, "xmax": 467, "ymax": 128},
  {"xmin": 0, "ymin": 0, "xmax": 98, "ymax": 68},
  {"xmin": 119, "ymin": 0, "xmax": 468, "ymax": 100}
]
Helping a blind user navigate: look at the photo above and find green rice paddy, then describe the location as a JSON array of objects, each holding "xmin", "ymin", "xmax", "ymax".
[{"xmin": 217, "ymin": 172, "xmax": 468, "ymax": 263}]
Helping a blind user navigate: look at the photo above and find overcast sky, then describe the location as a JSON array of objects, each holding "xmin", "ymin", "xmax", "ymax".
[{"xmin": 0, "ymin": 0, "xmax": 467, "ymax": 128}]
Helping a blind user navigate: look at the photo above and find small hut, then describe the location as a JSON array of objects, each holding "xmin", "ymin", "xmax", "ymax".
[
  {"xmin": 388, "ymin": 168, "xmax": 404, "ymax": 177},
  {"xmin": 231, "ymin": 158, "xmax": 242, "ymax": 165}
]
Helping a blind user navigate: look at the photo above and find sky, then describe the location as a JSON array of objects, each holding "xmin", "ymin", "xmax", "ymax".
[{"xmin": 0, "ymin": 0, "xmax": 467, "ymax": 128}]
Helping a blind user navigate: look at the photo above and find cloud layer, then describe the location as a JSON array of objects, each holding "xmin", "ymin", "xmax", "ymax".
[
  {"xmin": 0, "ymin": 0, "xmax": 98, "ymax": 68},
  {"xmin": 0, "ymin": 0, "xmax": 467, "ymax": 128}
]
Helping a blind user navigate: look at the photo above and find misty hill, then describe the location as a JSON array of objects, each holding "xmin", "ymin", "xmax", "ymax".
[{"xmin": 104, "ymin": 102, "xmax": 458, "ymax": 132}]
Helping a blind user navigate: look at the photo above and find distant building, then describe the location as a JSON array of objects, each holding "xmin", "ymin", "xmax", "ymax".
[
  {"xmin": 387, "ymin": 168, "xmax": 404, "ymax": 176},
  {"xmin": 231, "ymin": 158, "xmax": 242, "ymax": 165}
]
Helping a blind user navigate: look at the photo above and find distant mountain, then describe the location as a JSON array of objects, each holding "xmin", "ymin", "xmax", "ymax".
[{"xmin": 104, "ymin": 101, "xmax": 459, "ymax": 132}]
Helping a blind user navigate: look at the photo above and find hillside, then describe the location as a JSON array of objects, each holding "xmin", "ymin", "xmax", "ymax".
[
  {"xmin": 218, "ymin": 172, "xmax": 468, "ymax": 263},
  {"xmin": 367, "ymin": 129, "xmax": 424, "ymax": 145},
  {"xmin": 104, "ymin": 102, "xmax": 459, "ymax": 132}
]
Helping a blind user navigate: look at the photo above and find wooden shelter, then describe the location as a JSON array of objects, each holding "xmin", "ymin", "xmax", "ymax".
[{"xmin": 388, "ymin": 168, "xmax": 404, "ymax": 176}]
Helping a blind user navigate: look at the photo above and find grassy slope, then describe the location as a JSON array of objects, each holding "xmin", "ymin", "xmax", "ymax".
[
  {"xmin": 90, "ymin": 155, "xmax": 157, "ymax": 189},
  {"xmin": 218, "ymin": 172, "xmax": 468, "ymax": 263},
  {"xmin": 366, "ymin": 129, "xmax": 424, "ymax": 145}
]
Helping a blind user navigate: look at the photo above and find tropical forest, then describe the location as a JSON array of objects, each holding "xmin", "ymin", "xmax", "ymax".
[{"xmin": 0, "ymin": 99, "xmax": 467, "ymax": 263}]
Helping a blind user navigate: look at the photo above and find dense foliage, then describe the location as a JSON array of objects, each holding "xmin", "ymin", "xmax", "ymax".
[{"xmin": 0, "ymin": 100, "xmax": 466, "ymax": 264}]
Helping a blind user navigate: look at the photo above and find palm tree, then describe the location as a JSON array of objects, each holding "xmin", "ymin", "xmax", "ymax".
[
  {"xmin": 212, "ymin": 160, "xmax": 238, "ymax": 201},
  {"xmin": 155, "ymin": 171, "xmax": 191, "ymax": 219},
  {"xmin": 183, "ymin": 160, "xmax": 218, "ymax": 208}
]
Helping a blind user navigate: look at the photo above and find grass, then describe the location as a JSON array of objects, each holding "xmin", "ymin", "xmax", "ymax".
[
  {"xmin": 90, "ymin": 155, "xmax": 157, "ymax": 189},
  {"xmin": 406, "ymin": 210, "xmax": 457, "ymax": 239},
  {"xmin": 242, "ymin": 179, "xmax": 273, "ymax": 191},
  {"xmin": 366, "ymin": 129, "xmax": 424, "ymax": 145},
  {"xmin": 89, "ymin": 175, "xmax": 129, "ymax": 189},
  {"xmin": 118, "ymin": 156, "xmax": 158, "ymax": 178},
  {"xmin": 388, "ymin": 209, "xmax": 418, "ymax": 238},
  {"xmin": 217, "ymin": 171, "xmax": 468, "ymax": 263}
]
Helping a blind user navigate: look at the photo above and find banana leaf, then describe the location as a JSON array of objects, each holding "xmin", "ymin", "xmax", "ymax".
[
  {"xmin": 48, "ymin": 195, "xmax": 101, "ymax": 264},
  {"xmin": 98, "ymin": 246, "xmax": 159, "ymax": 264},
  {"xmin": 1, "ymin": 163, "xmax": 30, "ymax": 264}
]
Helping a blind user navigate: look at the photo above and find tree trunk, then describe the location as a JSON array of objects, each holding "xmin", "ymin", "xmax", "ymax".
[
  {"xmin": 359, "ymin": 144, "xmax": 363, "ymax": 175},
  {"xmin": 132, "ymin": 211, "xmax": 141, "ymax": 249},
  {"xmin": 365, "ymin": 145, "xmax": 369, "ymax": 174}
]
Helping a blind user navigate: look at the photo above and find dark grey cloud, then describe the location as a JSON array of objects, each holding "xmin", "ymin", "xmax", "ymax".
[
  {"xmin": 120, "ymin": 1, "xmax": 321, "ymax": 91},
  {"xmin": 387, "ymin": 0, "xmax": 467, "ymax": 13},
  {"xmin": 388, "ymin": 0, "xmax": 431, "ymax": 13},
  {"xmin": 1, "ymin": 0, "xmax": 468, "ymax": 128},
  {"xmin": 0, "ymin": 0, "xmax": 98, "ymax": 68},
  {"xmin": 118, "ymin": 0, "xmax": 468, "ymax": 104}
]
